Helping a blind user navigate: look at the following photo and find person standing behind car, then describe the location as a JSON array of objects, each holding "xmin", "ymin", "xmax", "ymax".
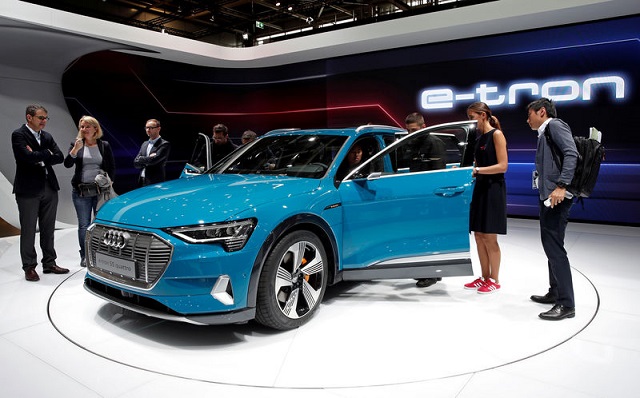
[
  {"xmin": 64, "ymin": 115, "xmax": 115, "ymax": 267},
  {"xmin": 526, "ymin": 98, "xmax": 578, "ymax": 321},
  {"xmin": 11, "ymin": 104, "xmax": 68, "ymax": 281},
  {"xmin": 211, "ymin": 123, "xmax": 238, "ymax": 164},
  {"xmin": 241, "ymin": 130, "xmax": 257, "ymax": 145},
  {"xmin": 405, "ymin": 112, "xmax": 446, "ymax": 171},
  {"xmin": 134, "ymin": 119, "xmax": 171, "ymax": 186},
  {"xmin": 464, "ymin": 102, "xmax": 508, "ymax": 294},
  {"xmin": 405, "ymin": 112, "xmax": 446, "ymax": 289}
]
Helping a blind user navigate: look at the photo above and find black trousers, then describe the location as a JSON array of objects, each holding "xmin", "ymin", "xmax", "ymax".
[
  {"xmin": 16, "ymin": 184, "xmax": 59, "ymax": 270},
  {"xmin": 539, "ymin": 199, "xmax": 575, "ymax": 307}
]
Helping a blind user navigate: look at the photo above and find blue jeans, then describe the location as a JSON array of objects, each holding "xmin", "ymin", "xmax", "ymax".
[{"xmin": 72, "ymin": 190, "xmax": 98, "ymax": 261}]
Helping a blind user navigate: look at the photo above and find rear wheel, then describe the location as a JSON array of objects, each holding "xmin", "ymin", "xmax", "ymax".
[{"xmin": 255, "ymin": 231, "xmax": 328, "ymax": 330}]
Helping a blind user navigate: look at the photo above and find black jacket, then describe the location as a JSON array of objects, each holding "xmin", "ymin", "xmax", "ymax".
[
  {"xmin": 133, "ymin": 137, "xmax": 171, "ymax": 184},
  {"xmin": 63, "ymin": 139, "xmax": 116, "ymax": 190},
  {"xmin": 11, "ymin": 125, "xmax": 64, "ymax": 195}
]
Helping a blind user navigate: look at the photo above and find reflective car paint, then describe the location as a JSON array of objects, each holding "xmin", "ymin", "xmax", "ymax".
[{"xmin": 85, "ymin": 121, "xmax": 477, "ymax": 329}]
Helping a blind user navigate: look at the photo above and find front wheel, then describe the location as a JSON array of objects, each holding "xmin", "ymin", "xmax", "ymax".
[{"xmin": 255, "ymin": 231, "xmax": 328, "ymax": 330}]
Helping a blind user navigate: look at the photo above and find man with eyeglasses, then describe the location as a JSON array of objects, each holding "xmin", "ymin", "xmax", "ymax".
[
  {"xmin": 11, "ymin": 104, "xmax": 68, "ymax": 281},
  {"xmin": 134, "ymin": 119, "xmax": 171, "ymax": 186}
]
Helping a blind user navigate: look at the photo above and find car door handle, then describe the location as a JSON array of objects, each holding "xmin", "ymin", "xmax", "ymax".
[{"xmin": 434, "ymin": 186, "xmax": 466, "ymax": 197}]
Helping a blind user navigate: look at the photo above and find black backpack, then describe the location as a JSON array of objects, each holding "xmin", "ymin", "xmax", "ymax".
[{"xmin": 545, "ymin": 127, "xmax": 605, "ymax": 199}]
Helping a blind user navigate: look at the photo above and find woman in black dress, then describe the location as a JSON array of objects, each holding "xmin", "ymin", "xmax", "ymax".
[{"xmin": 465, "ymin": 102, "xmax": 508, "ymax": 294}]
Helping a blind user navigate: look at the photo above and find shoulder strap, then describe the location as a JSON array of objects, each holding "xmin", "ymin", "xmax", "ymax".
[{"xmin": 544, "ymin": 125, "xmax": 563, "ymax": 169}]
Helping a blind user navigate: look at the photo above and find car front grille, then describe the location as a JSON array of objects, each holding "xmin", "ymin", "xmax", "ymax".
[{"xmin": 86, "ymin": 224, "xmax": 173, "ymax": 290}]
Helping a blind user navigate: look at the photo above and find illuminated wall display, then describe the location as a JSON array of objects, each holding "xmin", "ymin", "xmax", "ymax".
[
  {"xmin": 420, "ymin": 75, "xmax": 627, "ymax": 110},
  {"xmin": 61, "ymin": 15, "xmax": 640, "ymax": 225}
]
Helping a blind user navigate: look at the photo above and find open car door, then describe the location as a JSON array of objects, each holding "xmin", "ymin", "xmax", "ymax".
[
  {"xmin": 180, "ymin": 133, "xmax": 211, "ymax": 178},
  {"xmin": 338, "ymin": 120, "xmax": 477, "ymax": 280}
]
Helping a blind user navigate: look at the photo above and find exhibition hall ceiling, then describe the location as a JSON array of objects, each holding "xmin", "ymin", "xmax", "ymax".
[{"xmin": 20, "ymin": 0, "xmax": 493, "ymax": 47}]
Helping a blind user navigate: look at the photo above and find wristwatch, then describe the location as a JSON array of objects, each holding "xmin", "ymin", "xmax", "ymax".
[
  {"xmin": 556, "ymin": 181, "xmax": 567, "ymax": 188},
  {"xmin": 474, "ymin": 167, "xmax": 480, "ymax": 174}
]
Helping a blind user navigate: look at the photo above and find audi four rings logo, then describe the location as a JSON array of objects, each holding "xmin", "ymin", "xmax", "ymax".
[{"xmin": 103, "ymin": 230, "xmax": 130, "ymax": 249}]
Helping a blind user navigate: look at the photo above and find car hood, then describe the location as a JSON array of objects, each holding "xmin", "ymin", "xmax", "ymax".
[{"xmin": 96, "ymin": 174, "xmax": 322, "ymax": 228}]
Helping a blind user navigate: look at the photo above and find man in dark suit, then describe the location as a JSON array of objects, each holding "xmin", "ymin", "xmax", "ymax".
[
  {"xmin": 527, "ymin": 98, "xmax": 579, "ymax": 321},
  {"xmin": 11, "ymin": 104, "xmax": 69, "ymax": 281},
  {"xmin": 134, "ymin": 119, "xmax": 171, "ymax": 186},
  {"xmin": 210, "ymin": 123, "xmax": 238, "ymax": 164}
]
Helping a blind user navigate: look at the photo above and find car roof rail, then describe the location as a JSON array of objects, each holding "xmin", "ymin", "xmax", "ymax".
[
  {"xmin": 356, "ymin": 124, "xmax": 404, "ymax": 133},
  {"xmin": 263, "ymin": 128, "xmax": 301, "ymax": 136}
]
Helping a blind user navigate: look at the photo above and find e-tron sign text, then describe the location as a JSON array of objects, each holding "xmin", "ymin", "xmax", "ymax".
[{"xmin": 420, "ymin": 75, "xmax": 626, "ymax": 110}]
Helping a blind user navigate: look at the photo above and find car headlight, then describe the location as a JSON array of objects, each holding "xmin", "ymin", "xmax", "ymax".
[{"xmin": 164, "ymin": 218, "xmax": 256, "ymax": 252}]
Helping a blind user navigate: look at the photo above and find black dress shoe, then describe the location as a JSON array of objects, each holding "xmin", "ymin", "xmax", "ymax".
[
  {"xmin": 25, "ymin": 268, "xmax": 40, "ymax": 282},
  {"xmin": 530, "ymin": 292, "xmax": 557, "ymax": 304},
  {"xmin": 43, "ymin": 265, "xmax": 70, "ymax": 274},
  {"xmin": 539, "ymin": 304, "xmax": 575, "ymax": 320}
]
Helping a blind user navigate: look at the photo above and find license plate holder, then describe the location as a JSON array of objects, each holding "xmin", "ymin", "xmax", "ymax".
[{"xmin": 95, "ymin": 252, "xmax": 136, "ymax": 279}]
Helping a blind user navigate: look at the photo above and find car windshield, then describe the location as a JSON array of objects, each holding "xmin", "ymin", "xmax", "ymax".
[{"xmin": 213, "ymin": 134, "xmax": 348, "ymax": 179}]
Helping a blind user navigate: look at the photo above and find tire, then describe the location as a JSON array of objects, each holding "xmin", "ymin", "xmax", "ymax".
[{"xmin": 255, "ymin": 230, "xmax": 328, "ymax": 330}]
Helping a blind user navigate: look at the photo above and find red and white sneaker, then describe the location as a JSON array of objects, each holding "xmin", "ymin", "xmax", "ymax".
[
  {"xmin": 477, "ymin": 279, "xmax": 501, "ymax": 294},
  {"xmin": 464, "ymin": 277, "xmax": 484, "ymax": 290}
]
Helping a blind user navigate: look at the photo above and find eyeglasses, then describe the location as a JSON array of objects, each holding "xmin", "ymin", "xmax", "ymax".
[
  {"xmin": 145, "ymin": 126, "xmax": 159, "ymax": 130},
  {"xmin": 33, "ymin": 116, "xmax": 50, "ymax": 121}
]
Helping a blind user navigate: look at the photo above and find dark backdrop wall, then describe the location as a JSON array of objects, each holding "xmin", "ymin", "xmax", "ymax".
[{"xmin": 61, "ymin": 14, "xmax": 640, "ymax": 225}]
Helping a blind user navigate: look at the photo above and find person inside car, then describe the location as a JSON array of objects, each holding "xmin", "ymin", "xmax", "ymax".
[{"xmin": 336, "ymin": 143, "xmax": 364, "ymax": 181}]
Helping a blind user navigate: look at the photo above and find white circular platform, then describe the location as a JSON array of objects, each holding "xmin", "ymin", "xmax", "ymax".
[{"xmin": 49, "ymin": 252, "xmax": 598, "ymax": 389}]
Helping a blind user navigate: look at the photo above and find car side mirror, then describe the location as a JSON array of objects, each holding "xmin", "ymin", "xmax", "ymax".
[{"xmin": 180, "ymin": 163, "xmax": 204, "ymax": 178}]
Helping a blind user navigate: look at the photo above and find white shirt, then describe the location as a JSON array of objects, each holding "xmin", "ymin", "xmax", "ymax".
[{"xmin": 537, "ymin": 117, "xmax": 554, "ymax": 138}]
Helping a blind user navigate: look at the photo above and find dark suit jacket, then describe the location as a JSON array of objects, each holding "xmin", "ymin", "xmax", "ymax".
[
  {"xmin": 11, "ymin": 124, "xmax": 64, "ymax": 195},
  {"xmin": 63, "ymin": 139, "xmax": 116, "ymax": 190},
  {"xmin": 133, "ymin": 137, "xmax": 171, "ymax": 184}
]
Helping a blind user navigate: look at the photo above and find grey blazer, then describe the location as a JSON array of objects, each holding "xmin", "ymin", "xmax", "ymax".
[{"xmin": 535, "ymin": 118, "xmax": 579, "ymax": 200}]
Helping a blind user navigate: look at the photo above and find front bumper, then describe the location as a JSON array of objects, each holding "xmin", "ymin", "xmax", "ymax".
[{"xmin": 84, "ymin": 277, "xmax": 256, "ymax": 325}]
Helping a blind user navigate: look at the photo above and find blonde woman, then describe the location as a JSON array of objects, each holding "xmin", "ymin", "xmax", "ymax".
[{"xmin": 63, "ymin": 116, "xmax": 115, "ymax": 267}]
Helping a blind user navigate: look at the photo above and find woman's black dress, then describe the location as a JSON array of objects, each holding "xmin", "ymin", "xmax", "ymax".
[{"xmin": 469, "ymin": 129, "xmax": 507, "ymax": 234}]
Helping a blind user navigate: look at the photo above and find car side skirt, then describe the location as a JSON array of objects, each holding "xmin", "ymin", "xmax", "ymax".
[{"xmin": 341, "ymin": 253, "xmax": 472, "ymax": 281}]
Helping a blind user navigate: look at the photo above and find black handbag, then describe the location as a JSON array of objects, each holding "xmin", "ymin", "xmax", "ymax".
[{"xmin": 77, "ymin": 182, "xmax": 100, "ymax": 197}]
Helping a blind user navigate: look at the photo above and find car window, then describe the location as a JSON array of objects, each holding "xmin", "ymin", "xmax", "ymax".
[
  {"xmin": 188, "ymin": 133, "xmax": 211, "ymax": 169},
  {"xmin": 217, "ymin": 134, "xmax": 348, "ymax": 179},
  {"xmin": 346, "ymin": 121, "xmax": 475, "ymax": 179},
  {"xmin": 335, "ymin": 136, "xmax": 382, "ymax": 182},
  {"xmin": 432, "ymin": 127, "xmax": 474, "ymax": 167},
  {"xmin": 387, "ymin": 132, "xmax": 447, "ymax": 174}
]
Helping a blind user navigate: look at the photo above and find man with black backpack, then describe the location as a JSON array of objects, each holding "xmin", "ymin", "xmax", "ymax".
[{"xmin": 526, "ymin": 98, "xmax": 579, "ymax": 321}]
